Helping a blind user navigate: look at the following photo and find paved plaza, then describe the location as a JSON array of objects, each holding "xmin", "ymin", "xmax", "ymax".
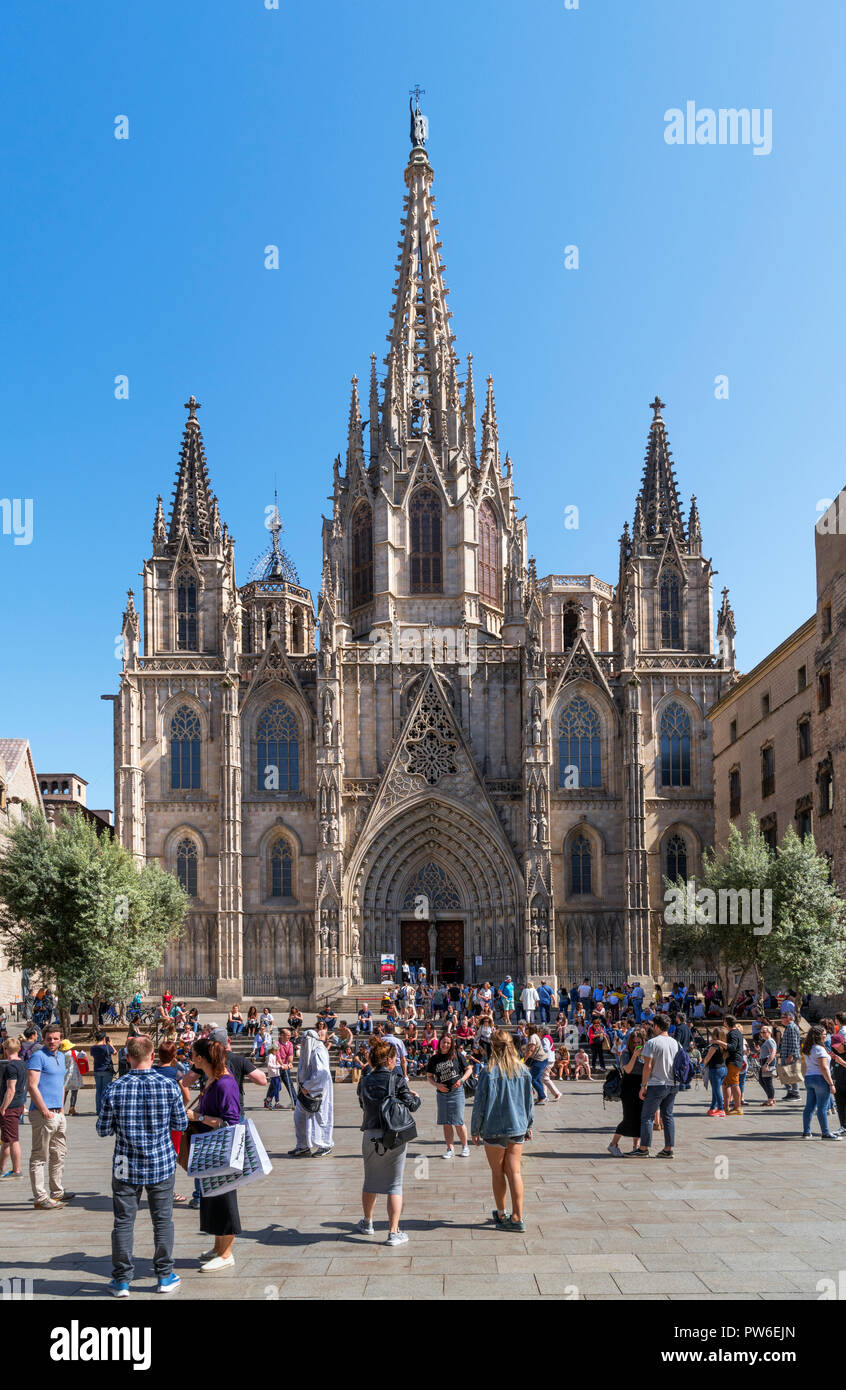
[{"xmin": 2, "ymin": 1074, "xmax": 843, "ymax": 1301}]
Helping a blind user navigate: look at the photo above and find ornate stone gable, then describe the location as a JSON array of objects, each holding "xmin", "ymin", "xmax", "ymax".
[
  {"xmin": 238, "ymin": 637, "xmax": 308, "ymax": 711},
  {"xmin": 548, "ymin": 633, "xmax": 615, "ymax": 707}
]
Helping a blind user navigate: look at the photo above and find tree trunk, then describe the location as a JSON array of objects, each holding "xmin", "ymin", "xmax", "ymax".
[{"xmin": 89, "ymin": 994, "xmax": 101, "ymax": 1042}]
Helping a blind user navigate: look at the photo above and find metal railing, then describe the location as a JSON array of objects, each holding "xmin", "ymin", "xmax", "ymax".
[
  {"xmin": 244, "ymin": 974, "xmax": 310, "ymax": 998},
  {"xmin": 147, "ymin": 975, "xmax": 216, "ymax": 999}
]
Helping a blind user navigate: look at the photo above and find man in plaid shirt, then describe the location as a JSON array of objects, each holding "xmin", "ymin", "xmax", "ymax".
[
  {"xmin": 97, "ymin": 1033, "xmax": 187, "ymax": 1297},
  {"xmin": 778, "ymin": 1013, "xmax": 803, "ymax": 1100}
]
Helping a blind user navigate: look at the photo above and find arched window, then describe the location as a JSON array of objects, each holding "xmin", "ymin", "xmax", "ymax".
[
  {"xmin": 660, "ymin": 570, "xmax": 681, "ymax": 648},
  {"xmin": 256, "ymin": 701, "xmax": 299, "ymax": 792},
  {"xmin": 170, "ymin": 705, "xmax": 201, "ymax": 790},
  {"xmin": 478, "ymin": 501, "xmax": 500, "ymax": 606},
  {"xmin": 351, "ymin": 502, "xmax": 374, "ymax": 608},
  {"xmin": 558, "ymin": 696, "xmax": 602, "ymax": 789},
  {"xmin": 666, "ymin": 833, "xmax": 688, "ymax": 883},
  {"xmin": 291, "ymin": 607, "xmax": 304, "ymax": 654},
  {"xmin": 660, "ymin": 701, "xmax": 692, "ymax": 787},
  {"xmin": 562, "ymin": 605, "xmax": 579, "ymax": 651},
  {"xmin": 269, "ymin": 837, "xmax": 293, "ymax": 898},
  {"xmin": 175, "ymin": 837, "xmax": 198, "ymax": 897},
  {"xmin": 409, "ymin": 488, "xmax": 442, "ymax": 594},
  {"xmin": 176, "ymin": 572, "xmax": 198, "ymax": 651},
  {"xmin": 570, "ymin": 835, "xmax": 592, "ymax": 895}
]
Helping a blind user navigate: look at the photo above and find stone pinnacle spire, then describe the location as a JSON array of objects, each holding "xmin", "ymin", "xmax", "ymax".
[
  {"xmin": 382, "ymin": 95, "xmax": 459, "ymax": 449},
  {"xmin": 634, "ymin": 396, "xmax": 685, "ymax": 541},
  {"xmin": 167, "ymin": 396, "xmax": 217, "ymax": 552}
]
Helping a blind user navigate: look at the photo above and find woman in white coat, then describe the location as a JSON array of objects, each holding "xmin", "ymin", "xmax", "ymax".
[{"xmin": 290, "ymin": 1023, "xmax": 334, "ymax": 1157}]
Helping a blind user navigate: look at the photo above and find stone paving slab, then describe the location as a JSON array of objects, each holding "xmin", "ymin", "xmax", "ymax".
[{"xmin": 3, "ymin": 1080, "xmax": 844, "ymax": 1300}]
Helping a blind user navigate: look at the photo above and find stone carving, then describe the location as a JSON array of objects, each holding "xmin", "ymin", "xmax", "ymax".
[{"xmin": 402, "ymin": 685, "xmax": 458, "ymax": 785}]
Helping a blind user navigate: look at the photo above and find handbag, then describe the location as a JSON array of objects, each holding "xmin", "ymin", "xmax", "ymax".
[
  {"xmin": 374, "ymin": 1069, "xmax": 418, "ymax": 1152},
  {"xmin": 186, "ymin": 1122, "xmax": 246, "ymax": 1178},
  {"xmin": 297, "ymin": 1085, "xmax": 323, "ymax": 1114},
  {"xmin": 198, "ymin": 1118, "xmax": 273, "ymax": 1197}
]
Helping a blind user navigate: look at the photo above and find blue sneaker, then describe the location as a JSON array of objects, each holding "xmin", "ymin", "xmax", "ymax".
[
  {"xmin": 108, "ymin": 1280, "xmax": 130, "ymax": 1298},
  {"xmin": 156, "ymin": 1272, "xmax": 181, "ymax": 1294}
]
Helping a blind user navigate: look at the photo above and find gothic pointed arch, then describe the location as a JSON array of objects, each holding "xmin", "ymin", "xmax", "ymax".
[
  {"xmin": 478, "ymin": 498, "xmax": 500, "ymax": 607},
  {"xmin": 254, "ymin": 698, "xmax": 300, "ymax": 794},
  {"xmin": 558, "ymin": 694, "xmax": 602, "ymax": 790},
  {"xmin": 174, "ymin": 567, "xmax": 199, "ymax": 651},
  {"xmin": 659, "ymin": 566, "xmax": 682, "ymax": 649},
  {"xmin": 351, "ymin": 499, "xmax": 374, "ymax": 609},
  {"xmin": 656, "ymin": 696, "xmax": 694, "ymax": 788},
  {"xmin": 409, "ymin": 486, "xmax": 443, "ymax": 593}
]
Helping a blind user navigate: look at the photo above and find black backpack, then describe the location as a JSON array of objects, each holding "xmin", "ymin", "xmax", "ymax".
[
  {"xmin": 602, "ymin": 1066, "xmax": 624, "ymax": 1105},
  {"xmin": 375, "ymin": 1069, "xmax": 418, "ymax": 1152}
]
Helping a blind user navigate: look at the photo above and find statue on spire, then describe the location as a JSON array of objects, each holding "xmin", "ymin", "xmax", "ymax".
[{"xmin": 409, "ymin": 86, "xmax": 428, "ymax": 147}]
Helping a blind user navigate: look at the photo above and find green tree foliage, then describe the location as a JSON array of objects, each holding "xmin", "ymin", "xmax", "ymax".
[
  {"xmin": 662, "ymin": 815, "xmax": 846, "ymax": 1008},
  {"xmin": 0, "ymin": 806, "xmax": 186, "ymax": 1031}
]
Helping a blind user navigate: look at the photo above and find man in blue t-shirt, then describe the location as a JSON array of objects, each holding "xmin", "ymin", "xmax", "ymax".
[
  {"xmin": 27, "ymin": 1024, "xmax": 73, "ymax": 1209},
  {"xmin": 537, "ymin": 981, "xmax": 554, "ymax": 1024},
  {"xmin": 499, "ymin": 977, "xmax": 514, "ymax": 1024}
]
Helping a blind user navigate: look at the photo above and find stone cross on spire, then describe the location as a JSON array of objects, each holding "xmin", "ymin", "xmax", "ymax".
[
  {"xmin": 184, "ymin": 395, "xmax": 201, "ymax": 420},
  {"xmin": 649, "ymin": 395, "xmax": 665, "ymax": 419}
]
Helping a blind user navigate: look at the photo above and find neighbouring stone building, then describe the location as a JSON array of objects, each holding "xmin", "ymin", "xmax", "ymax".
[
  {"xmin": 0, "ymin": 738, "xmax": 42, "ymax": 1007},
  {"xmin": 110, "ymin": 101, "xmax": 735, "ymax": 1004},
  {"xmin": 711, "ymin": 489, "xmax": 846, "ymax": 895},
  {"xmin": 38, "ymin": 772, "xmax": 114, "ymax": 836}
]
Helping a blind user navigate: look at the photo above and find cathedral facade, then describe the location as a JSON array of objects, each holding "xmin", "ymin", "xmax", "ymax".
[{"xmin": 111, "ymin": 103, "xmax": 736, "ymax": 1004}]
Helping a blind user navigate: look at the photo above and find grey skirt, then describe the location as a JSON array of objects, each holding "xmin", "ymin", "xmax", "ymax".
[
  {"xmin": 436, "ymin": 1087, "xmax": 466, "ymax": 1127},
  {"xmin": 361, "ymin": 1131, "xmax": 408, "ymax": 1195}
]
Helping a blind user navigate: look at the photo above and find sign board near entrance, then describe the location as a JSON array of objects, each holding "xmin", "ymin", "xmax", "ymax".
[
  {"xmin": 380, "ymin": 953, "xmax": 396, "ymax": 978},
  {"xmin": 474, "ymin": 955, "xmax": 482, "ymax": 966}
]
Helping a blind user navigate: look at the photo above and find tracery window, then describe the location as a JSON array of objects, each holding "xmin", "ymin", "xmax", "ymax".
[
  {"xmin": 175, "ymin": 837, "xmax": 198, "ymax": 897},
  {"xmin": 478, "ymin": 501, "xmax": 500, "ymax": 606},
  {"xmin": 409, "ymin": 488, "xmax": 442, "ymax": 594},
  {"xmin": 170, "ymin": 705, "xmax": 201, "ymax": 790},
  {"xmin": 660, "ymin": 701, "xmax": 691, "ymax": 787},
  {"xmin": 256, "ymin": 701, "xmax": 299, "ymax": 792},
  {"xmin": 269, "ymin": 837, "xmax": 293, "ymax": 897},
  {"xmin": 351, "ymin": 502, "xmax": 374, "ymax": 608},
  {"xmin": 666, "ymin": 833, "xmax": 688, "ymax": 883},
  {"xmin": 660, "ymin": 570, "xmax": 681, "ymax": 648},
  {"xmin": 570, "ymin": 835, "xmax": 592, "ymax": 895},
  {"xmin": 558, "ymin": 697, "xmax": 602, "ymax": 789},
  {"xmin": 176, "ymin": 572, "xmax": 198, "ymax": 651}
]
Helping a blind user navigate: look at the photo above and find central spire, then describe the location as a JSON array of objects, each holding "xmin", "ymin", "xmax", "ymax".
[
  {"xmin": 166, "ymin": 395, "xmax": 218, "ymax": 553},
  {"xmin": 634, "ymin": 396, "xmax": 685, "ymax": 541},
  {"xmin": 382, "ymin": 93, "xmax": 459, "ymax": 450}
]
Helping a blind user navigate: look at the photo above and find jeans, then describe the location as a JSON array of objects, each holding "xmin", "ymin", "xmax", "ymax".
[
  {"xmin": 589, "ymin": 1041, "xmax": 605, "ymax": 1071},
  {"xmin": 228, "ymin": 1021, "xmax": 244, "ymax": 1035},
  {"xmin": 280, "ymin": 1070, "xmax": 297, "ymax": 1106},
  {"xmin": 758, "ymin": 1073, "xmax": 775, "ymax": 1101},
  {"xmin": 266, "ymin": 1077, "xmax": 281, "ymax": 1104},
  {"xmin": 94, "ymin": 1071, "xmax": 112, "ymax": 1115},
  {"xmin": 633, "ymin": 1001, "xmax": 643, "ymax": 1022},
  {"xmin": 529, "ymin": 1060, "xmax": 547, "ymax": 1101},
  {"xmin": 358, "ymin": 1019, "xmax": 373, "ymax": 1034},
  {"xmin": 111, "ymin": 1174, "xmax": 175, "ymax": 1281},
  {"xmin": 640, "ymin": 1084, "xmax": 677, "ymax": 1149},
  {"xmin": 708, "ymin": 1064, "xmax": 727, "ymax": 1109},
  {"xmin": 803, "ymin": 1075, "xmax": 834, "ymax": 1136},
  {"xmin": 538, "ymin": 1005, "xmax": 550, "ymax": 1024}
]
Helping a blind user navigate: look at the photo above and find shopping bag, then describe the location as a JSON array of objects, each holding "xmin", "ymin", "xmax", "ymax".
[
  {"xmin": 187, "ymin": 1122, "xmax": 246, "ymax": 1178},
  {"xmin": 198, "ymin": 1118, "xmax": 272, "ymax": 1197}
]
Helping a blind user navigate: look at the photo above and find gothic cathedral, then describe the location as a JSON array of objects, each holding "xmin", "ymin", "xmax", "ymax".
[{"xmin": 111, "ymin": 101, "xmax": 737, "ymax": 1004}]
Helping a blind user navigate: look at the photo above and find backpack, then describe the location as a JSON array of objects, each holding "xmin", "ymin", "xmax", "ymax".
[
  {"xmin": 375, "ymin": 1069, "xmax": 418, "ymax": 1152},
  {"xmin": 602, "ymin": 1067, "xmax": 624, "ymax": 1105},
  {"xmin": 672, "ymin": 1045, "xmax": 693, "ymax": 1085},
  {"xmin": 74, "ymin": 1050, "xmax": 89, "ymax": 1075}
]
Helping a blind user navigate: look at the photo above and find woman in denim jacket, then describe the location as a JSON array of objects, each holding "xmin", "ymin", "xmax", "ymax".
[{"xmin": 471, "ymin": 1029, "xmax": 534, "ymax": 1232}]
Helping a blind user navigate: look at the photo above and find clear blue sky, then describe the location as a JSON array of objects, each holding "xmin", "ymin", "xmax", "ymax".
[{"xmin": 1, "ymin": 0, "xmax": 844, "ymax": 812}]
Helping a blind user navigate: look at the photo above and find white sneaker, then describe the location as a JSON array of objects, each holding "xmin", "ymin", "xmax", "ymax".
[
  {"xmin": 199, "ymin": 1254, "xmax": 235, "ymax": 1272},
  {"xmin": 356, "ymin": 1218, "xmax": 375, "ymax": 1235},
  {"xmin": 386, "ymin": 1229, "xmax": 409, "ymax": 1246},
  {"xmin": 441, "ymin": 1147, "xmax": 454, "ymax": 1159},
  {"xmin": 460, "ymin": 1145, "xmax": 470, "ymax": 1157}
]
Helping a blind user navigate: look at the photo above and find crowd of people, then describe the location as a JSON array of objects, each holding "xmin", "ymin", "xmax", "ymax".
[{"xmin": 0, "ymin": 972, "xmax": 838, "ymax": 1292}]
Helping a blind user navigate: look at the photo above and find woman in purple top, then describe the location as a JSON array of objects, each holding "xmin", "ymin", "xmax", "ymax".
[{"xmin": 185, "ymin": 1038, "xmax": 242, "ymax": 1272}]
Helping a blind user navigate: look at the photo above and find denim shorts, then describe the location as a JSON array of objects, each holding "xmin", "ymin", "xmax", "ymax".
[{"xmin": 483, "ymin": 1133, "xmax": 525, "ymax": 1148}]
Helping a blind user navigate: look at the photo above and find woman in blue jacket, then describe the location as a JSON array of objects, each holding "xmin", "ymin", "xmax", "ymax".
[{"xmin": 471, "ymin": 1029, "xmax": 534, "ymax": 1232}]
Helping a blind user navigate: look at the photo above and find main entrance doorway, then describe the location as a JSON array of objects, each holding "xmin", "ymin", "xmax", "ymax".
[{"xmin": 400, "ymin": 920, "xmax": 465, "ymax": 982}]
